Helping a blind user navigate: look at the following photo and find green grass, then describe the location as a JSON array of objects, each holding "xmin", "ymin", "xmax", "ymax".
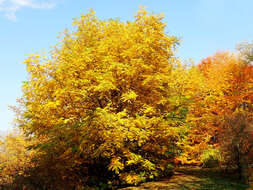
[
  {"xmin": 120, "ymin": 167, "xmax": 251, "ymax": 190},
  {"xmin": 177, "ymin": 176, "xmax": 250, "ymax": 190},
  {"xmin": 175, "ymin": 167, "xmax": 250, "ymax": 190}
]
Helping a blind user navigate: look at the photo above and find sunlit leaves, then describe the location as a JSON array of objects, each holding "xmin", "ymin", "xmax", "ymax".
[
  {"xmin": 16, "ymin": 8, "xmax": 181, "ymax": 185},
  {"xmin": 0, "ymin": 131, "xmax": 35, "ymax": 186}
]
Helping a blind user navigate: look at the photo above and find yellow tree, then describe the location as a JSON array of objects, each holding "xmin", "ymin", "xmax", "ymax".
[
  {"xmin": 169, "ymin": 63, "xmax": 210, "ymax": 165},
  {"xmin": 17, "ymin": 8, "xmax": 185, "ymax": 185}
]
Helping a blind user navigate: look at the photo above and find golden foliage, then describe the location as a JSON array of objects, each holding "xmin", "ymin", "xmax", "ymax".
[
  {"xmin": 0, "ymin": 130, "xmax": 35, "ymax": 186},
  {"xmin": 16, "ymin": 8, "xmax": 183, "ymax": 185}
]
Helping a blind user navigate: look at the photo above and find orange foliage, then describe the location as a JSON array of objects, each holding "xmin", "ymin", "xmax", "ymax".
[{"xmin": 180, "ymin": 52, "xmax": 253, "ymax": 165}]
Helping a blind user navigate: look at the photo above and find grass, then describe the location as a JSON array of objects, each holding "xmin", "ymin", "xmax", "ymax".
[
  {"xmin": 177, "ymin": 175, "xmax": 249, "ymax": 190},
  {"xmin": 120, "ymin": 167, "xmax": 251, "ymax": 190}
]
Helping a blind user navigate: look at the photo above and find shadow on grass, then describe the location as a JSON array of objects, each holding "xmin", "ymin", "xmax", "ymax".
[
  {"xmin": 174, "ymin": 167, "xmax": 250, "ymax": 190},
  {"xmin": 177, "ymin": 177, "xmax": 250, "ymax": 190},
  {"xmin": 120, "ymin": 168, "xmax": 251, "ymax": 190}
]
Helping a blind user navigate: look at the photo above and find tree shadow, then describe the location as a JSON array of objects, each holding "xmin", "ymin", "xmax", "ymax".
[
  {"xmin": 176, "ymin": 177, "xmax": 250, "ymax": 190},
  {"xmin": 174, "ymin": 168, "xmax": 250, "ymax": 190},
  {"xmin": 120, "ymin": 170, "xmax": 251, "ymax": 190}
]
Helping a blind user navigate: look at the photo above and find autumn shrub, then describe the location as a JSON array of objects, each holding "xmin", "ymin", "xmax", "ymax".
[
  {"xmin": 219, "ymin": 112, "xmax": 253, "ymax": 184},
  {"xmin": 14, "ymin": 8, "xmax": 189, "ymax": 187},
  {"xmin": 200, "ymin": 146, "xmax": 223, "ymax": 168}
]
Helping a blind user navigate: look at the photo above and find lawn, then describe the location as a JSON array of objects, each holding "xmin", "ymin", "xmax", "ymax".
[{"xmin": 120, "ymin": 167, "xmax": 252, "ymax": 190}]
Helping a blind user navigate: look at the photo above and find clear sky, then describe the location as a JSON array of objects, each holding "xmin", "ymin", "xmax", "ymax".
[{"xmin": 1, "ymin": 0, "xmax": 253, "ymax": 131}]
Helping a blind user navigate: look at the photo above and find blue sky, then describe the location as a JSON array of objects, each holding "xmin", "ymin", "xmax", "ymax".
[{"xmin": 1, "ymin": 0, "xmax": 253, "ymax": 131}]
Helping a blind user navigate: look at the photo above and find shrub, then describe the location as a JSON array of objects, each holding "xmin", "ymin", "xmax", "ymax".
[{"xmin": 201, "ymin": 146, "xmax": 223, "ymax": 168}]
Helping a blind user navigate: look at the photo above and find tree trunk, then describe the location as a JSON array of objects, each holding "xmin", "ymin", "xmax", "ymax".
[{"xmin": 235, "ymin": 145, "xmax": 250, "ymax": 184}]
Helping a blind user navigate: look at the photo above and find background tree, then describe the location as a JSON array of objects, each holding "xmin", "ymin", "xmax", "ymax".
[
  {"xmin": 237, "ymin": 41, "xmax": 253, "ymax": 65},
  {"xmin": 197, "ymin": 51, "xmax": 253, "ymax": 183}
]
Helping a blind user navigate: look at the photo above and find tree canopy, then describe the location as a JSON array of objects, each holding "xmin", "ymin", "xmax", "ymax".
[{"xmin": 15, "ymin": 8, "xmax": 189, "ymax": 186}]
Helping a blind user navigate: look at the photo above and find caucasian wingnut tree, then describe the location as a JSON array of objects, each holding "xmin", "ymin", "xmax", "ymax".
[{"xmin": 17, "ymin": 8, "xmax": 183, "ymax": 185}]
